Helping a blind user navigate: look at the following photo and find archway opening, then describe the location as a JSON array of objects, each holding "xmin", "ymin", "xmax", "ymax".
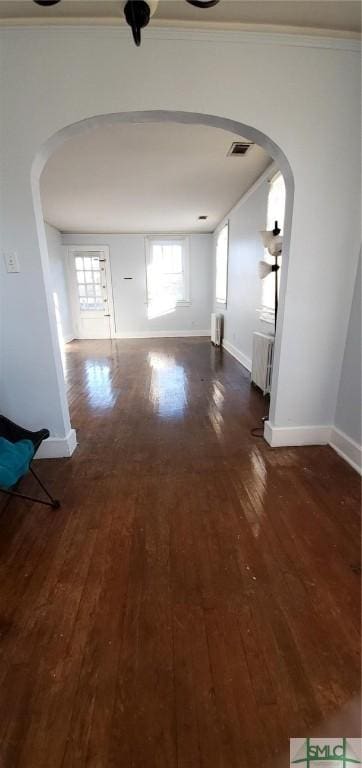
[{"xmin": 32, "ymin": 110, "xmax": 294, "ymax": 446}]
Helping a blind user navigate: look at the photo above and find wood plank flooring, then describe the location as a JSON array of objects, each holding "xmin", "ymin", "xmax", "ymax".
[{"xmin": 0, "ymin": 338, "xmax": 360, "ymax": 767}]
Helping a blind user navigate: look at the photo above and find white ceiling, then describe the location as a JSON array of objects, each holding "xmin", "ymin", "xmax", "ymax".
[
  {"xmin": 40, "ymin": 122, "xmax": 272, "ymax": 233},
  {"xmin": 0, "ymin": 0, "xmax": 360, "ymax": 34}
]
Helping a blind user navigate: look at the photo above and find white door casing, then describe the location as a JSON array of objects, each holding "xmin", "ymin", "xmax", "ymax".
[{"xmin": 67, "ymin": 245, "xmax": 115, "ymax": 339}]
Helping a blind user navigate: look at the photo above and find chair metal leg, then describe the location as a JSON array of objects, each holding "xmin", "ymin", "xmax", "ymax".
[
  {"xmin": 29, "ymin": 466, "xmax": 60, "ymax": 508},
  {"xmin": 0, "ymin": 466, "xmax": 60, "ymax": 510},
  {"xmin": 0, "ymin": 487, "xmax": 59, "ymax": 509}
]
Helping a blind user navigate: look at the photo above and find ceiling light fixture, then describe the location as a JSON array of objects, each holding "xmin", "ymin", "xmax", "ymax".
[
  {"xmin": 186, "ymin": 0, "xmax": 220, "ymax": 7},
  {"xmin": 33, "ymin": 0, "xmax": 61, "ymax": 5},
  {"xmin": 32, "ymin": 0, "xmax": 221, "ymax": 46},
  {"xmin": 123, "ymin": 0, "xmax": 159, "ymax": 47}
]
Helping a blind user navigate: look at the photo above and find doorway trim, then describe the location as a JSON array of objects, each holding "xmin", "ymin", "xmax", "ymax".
[{"xmin": 67, "ymin": 245, "xmax": 116, "ymax": 339}]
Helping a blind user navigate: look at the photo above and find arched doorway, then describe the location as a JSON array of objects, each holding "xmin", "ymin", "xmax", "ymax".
[{"xmin": 31, "ymin": 110, "xmax": 294, "ymax": 449}]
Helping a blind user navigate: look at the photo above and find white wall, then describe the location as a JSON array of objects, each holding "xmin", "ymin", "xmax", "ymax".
[
  {"xmin": 213, "ymin": 170, "xmax": 273, "ymax": 370},
  {"xmin": 62, "ymin": 233, "xmax": 212, "ymax": 336},
  {"xmin": 332, "ymin": 255, "xmax": 361, "ymax": 464},
  {"xmin": 0, "ymin": 26, "xmax": 360, "ymax": 454},
  {"xmin": 45, "ymin": 223, "xmax": 74, "ymax": 343}
]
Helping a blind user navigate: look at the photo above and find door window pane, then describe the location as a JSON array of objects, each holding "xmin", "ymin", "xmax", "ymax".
[{"xmin": 74, "ymin": 252, "xmax": 106, "ymax": 312}]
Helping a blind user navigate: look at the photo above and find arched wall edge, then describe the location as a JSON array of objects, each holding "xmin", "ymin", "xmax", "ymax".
[{"xmin": 31, "ymin": 109, "xmax": 295, "ymax": 436}]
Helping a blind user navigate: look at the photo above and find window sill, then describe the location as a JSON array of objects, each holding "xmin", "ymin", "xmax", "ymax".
[
  {"xmin": 144, "ymin": 300, "xmax": 191, "ymax": 307},
  {"xmin": 216, "ymin": 301, "xmax": 227, "ymax": 310},
  {"xmin": 258, "ymin": 308, "xmax": 275, "ymax": 325}
]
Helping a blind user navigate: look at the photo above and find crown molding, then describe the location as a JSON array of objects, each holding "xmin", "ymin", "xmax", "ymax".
[{"xmin": 0, "ymin": 20, "xmax": 360, "ymax": 51}]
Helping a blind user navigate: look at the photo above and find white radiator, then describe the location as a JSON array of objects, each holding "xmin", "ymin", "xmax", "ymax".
[
  {"xmin": 211, "ymin": 313, "xmax": 222, "ymax": 346},
  {"xmin": 251, "ymin": 332, "xmax": 274, "ymax": 394}
]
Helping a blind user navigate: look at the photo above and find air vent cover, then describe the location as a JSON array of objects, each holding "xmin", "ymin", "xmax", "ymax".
[{"xmin": 227, "ymin": 142, "xmax": 253, "ymax": 157}]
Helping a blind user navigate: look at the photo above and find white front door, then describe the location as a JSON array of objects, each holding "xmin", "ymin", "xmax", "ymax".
[{"xmin": 68, "ymin": 246, "xmax": 115, "ymax": 339}]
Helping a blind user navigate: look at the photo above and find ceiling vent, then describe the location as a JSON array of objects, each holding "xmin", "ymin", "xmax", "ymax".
[{"xmin": 227, "ymin": 142, "xmax": 253, "ymax": 157}]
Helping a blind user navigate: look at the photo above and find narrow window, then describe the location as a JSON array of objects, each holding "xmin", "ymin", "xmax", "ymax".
[
  {"xmin": 215, "ymin": 222, "xmax": 229, "ymax": 305},
  {"xmin": 146, "ymin": 237, "xmax": 190, "ymax": 319}
]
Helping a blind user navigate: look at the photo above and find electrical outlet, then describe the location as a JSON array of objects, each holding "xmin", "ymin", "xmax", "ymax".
[{"xmin": 4, "ymin": 252, "xmax": 20, "ymax": 273}]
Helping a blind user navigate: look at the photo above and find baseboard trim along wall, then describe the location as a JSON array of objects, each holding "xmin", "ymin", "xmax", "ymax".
[
  {"xmin": 329, "ymin": 426, "xmax": 362, "ymax": 475},
  {"xmin": 64, "ymin": 334, "xmax": 75, "ymax": 344},
  {"xmin": 264, "ymin": 422, "xmax": 331, "ymax": 447},
  {"xmin": 222, "ymin": 339, "xmax": 252, "ymax": 372},
  {"xmin": 35, "ymin": 428, "xmax": 77, "ymax": 459},
  {"xmin": 114, "ymin": 330, "xmax": 211, "ymax": 339},
  {"xmin": 264, "ymin": 421, "xmax": 362, "ymax": 474}
]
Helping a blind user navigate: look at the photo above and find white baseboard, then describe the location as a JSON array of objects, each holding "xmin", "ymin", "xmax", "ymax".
[
  {"xmin": 264, "ymin": 421, "xmax": 331, "ymax": 447},
  {"xmin": 222, "ymin": 339, "xmax": 251, "ymax": 372},
  {"xmin": 34, "ymin": 428, "xmax": 77, "ymax": 459},
  {"xmin": 114, "ymin": 330, "xmax": 211, "ymax": 339},
  {"xmin": 329, "ymin": 426, "xmax": 362, "ymax": 475},
  {"xmin": 63, "ymin": 334, "xmax": 75, "ymax": 344},
  {"xmin": 264, "ymin": 421, "xmax": 362, "ymax": 474}
]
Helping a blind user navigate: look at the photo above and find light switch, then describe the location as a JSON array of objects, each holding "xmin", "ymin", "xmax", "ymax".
[{"xmin": 3, "ymin": 252, "xmax": 20, "ymax": 273}]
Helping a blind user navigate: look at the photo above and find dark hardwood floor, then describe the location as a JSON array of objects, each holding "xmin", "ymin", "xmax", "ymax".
[{"xmin": 0, "ymin": 338, "xmax": 360, "ymax": 768}]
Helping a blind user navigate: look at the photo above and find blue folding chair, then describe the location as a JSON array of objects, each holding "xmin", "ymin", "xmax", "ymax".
[{"xmin": 0, "ymin": 415, "xmax": 60, "ymax": 509}]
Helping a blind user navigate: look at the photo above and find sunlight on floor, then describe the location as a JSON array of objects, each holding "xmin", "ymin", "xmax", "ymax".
[
  {"xmin": 148, "ymin": 351, "xmax": 187, "ymax": 419},
  {"xmin": 85, "ymin": 360, "xmax": 117, "ymax": 408}
]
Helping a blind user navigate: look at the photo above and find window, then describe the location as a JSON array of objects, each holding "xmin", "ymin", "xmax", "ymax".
[
  {"xmin": 146, "ymin": 237, "xmax": 190, "ymax": 319},
  {"xmin": 215, "ymin": 222, "xmax": 229, "ymax": 304},
  {"xmin": 74, "ymin": 253, "xmax": 103, "ymax": 311},
  {"xmin": 261, "ymin": 173, "xmax": 286, "ymax": 318}
]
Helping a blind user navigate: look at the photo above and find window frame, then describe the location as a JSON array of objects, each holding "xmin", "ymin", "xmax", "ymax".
[
  {"xmin": 145, "ymin": 236, "xmax": 191, "ymax": 307},
  {"xmin": 215, "ymin": 221, "xmax": 229, "ymax": 307}
]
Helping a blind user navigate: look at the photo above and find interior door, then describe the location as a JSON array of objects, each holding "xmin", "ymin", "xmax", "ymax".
[{"xmin": 68, "ymin": 246, "xmax": 115, "ymax": 339}]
